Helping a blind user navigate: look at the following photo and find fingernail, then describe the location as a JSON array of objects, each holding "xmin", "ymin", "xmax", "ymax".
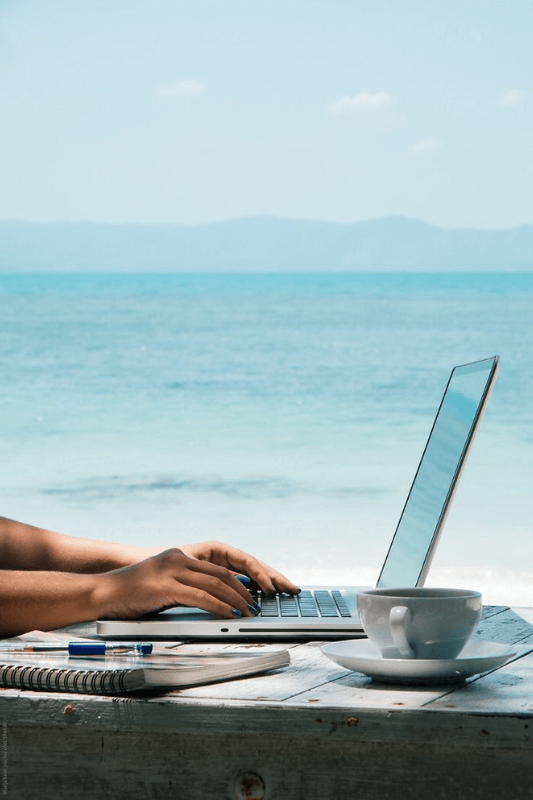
[
  {"xmin": 247, "ymin": 604, "xmax": 259, "ymax": 616},
  {"xmin": 252, "ymin": 601, "xmax": 261, "ymax": 612},
  {"xmin": 236, "ymin": 575, "xmax": 251, "ymax": 585},
  {"xmin": 231, "ymin": 609, "xmax": 243, "ymax": 618}
]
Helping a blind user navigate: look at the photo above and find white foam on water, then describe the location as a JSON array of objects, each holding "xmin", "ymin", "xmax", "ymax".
[
  {"xmin": 426, "ymin": 565, "xmax": 533, "ymax": 608},
  {"xmin": 282, "ymin": 563, "xmax": 533, "ymax": 608}
]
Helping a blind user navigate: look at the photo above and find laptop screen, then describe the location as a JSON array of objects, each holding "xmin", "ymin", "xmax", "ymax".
[{"xmin": 376, "ymin": 356, "xmax": 499, "ymax": 589}]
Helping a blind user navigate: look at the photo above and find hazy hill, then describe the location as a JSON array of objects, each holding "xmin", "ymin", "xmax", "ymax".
[{"xmin": 0, "ymin": 216, "xmax": 532, "ymax": 272}]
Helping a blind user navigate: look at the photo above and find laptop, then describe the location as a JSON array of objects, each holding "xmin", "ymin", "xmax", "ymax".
[{"xmin": 98, "ymin": 356, "xmax": 499, "ymax": 640}]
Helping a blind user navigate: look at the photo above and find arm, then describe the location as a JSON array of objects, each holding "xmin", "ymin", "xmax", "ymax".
[
  {"xmin": 0, "ymin": 569, "xmax": 105, "ymax": 637},
  {"xmin": 0, "ymin": 517, "xmax": 300, "ymax": 637},
  {"xmin": 0, "ymin": 515, "xmax": 154, "ymax": 573}
]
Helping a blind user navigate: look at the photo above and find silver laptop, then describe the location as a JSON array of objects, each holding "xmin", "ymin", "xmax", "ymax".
[{"xmin": 98, "ymin": 356, "xmax": 499, "ymax": 640}]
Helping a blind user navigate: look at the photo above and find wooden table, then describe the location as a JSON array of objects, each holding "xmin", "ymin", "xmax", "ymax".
[{"xmin": 1, "ymin": 605, "xmax": 532, "ymax": 799}]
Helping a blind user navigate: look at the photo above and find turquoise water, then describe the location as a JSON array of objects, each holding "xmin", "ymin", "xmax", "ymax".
[{"xmin": 1, "ymin": 272, "xmax": 532, "ymax": 604}]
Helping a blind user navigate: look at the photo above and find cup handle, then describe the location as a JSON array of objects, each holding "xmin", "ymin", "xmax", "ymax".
[{"xmin": 390, "ymin": 606, "xmax": 415, "ymax": 659}]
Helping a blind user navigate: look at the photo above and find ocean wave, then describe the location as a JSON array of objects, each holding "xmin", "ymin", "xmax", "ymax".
[{"xmin": 41, "ymin": 474, "xmax": 387, "ymax": 502}]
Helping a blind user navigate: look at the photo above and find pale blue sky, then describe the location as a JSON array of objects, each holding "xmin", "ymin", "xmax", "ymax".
[{"xmin": 1, "ymin": 0, "xmax": 531, "ymax": 228}]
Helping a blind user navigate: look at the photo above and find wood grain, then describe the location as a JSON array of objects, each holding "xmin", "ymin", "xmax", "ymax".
[{"xmin": 1, "ymin": 605, "xmax": 532, "ymax": 800}]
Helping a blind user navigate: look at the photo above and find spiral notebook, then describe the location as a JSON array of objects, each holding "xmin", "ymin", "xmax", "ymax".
[{"xmin": 0, "ymin": 649, "xmax": 290, "ymax": 694}]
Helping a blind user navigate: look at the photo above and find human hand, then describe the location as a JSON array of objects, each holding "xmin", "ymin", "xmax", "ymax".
[
  {"xmin": 97, "ymin": 542, "xmax": 299, "ymax": 621},
  {"xmin": 179, "ymin": 540, "xmax": 300, "ymax": 596}
]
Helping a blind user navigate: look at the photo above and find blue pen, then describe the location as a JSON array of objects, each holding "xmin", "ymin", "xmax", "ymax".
[
  {"xmin": 68, "ymin": 642, "xmax": 153, "ymax": 656},
  {"xmin": 0, "ymin": 642, "xmax": 153, "ymax": 656}
]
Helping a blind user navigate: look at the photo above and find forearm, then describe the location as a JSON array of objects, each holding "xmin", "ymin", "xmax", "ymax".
[
  {"xmin": 0, "ymin": 542, "xmax": 300, "ymax": 637},
  {"xmin": 0, "ymin": 569, "xmax": 108, "ymax": 637},
  {"xmin": 0, "ymin": 516, "xmax": 155, "ymax": 573}
]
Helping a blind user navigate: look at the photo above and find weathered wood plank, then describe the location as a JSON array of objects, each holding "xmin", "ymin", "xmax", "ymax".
[
  {"xmin": 473, "ymin": 607, "xmax": 533, "ymax": 645},
  {"xmin": 171, "ymin": 642, "xmax": 349, "ymax": 701},
  {"xmin": 279, "ymin": 645, "xmax": 532, "ymax": 709},
  {"xmin": 428, "ymin": 649, "xmax": 533, "ymax": 715},
  {"xmin": 512, "ymin": 606, "xmax": 533, "ymax": 630},
  {"xmin": 3, "ymin": 705, "xmax": 532, "ymax": 800},
  {"xmin": 1, "ymin": 606, "xmax": 532, "ymax": 800},
  {"xmin": 2, "ymin": 691, "xmax": 532, "ymax": 744},
  {"xmin": 480, "ymin": 604, "xmax": 507, "ymax": 620}
]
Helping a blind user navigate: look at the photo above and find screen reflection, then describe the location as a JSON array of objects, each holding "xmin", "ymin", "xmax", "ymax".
[{"xmin": 377, "ymin": 358, "xmax": 497, "ymax": 588}]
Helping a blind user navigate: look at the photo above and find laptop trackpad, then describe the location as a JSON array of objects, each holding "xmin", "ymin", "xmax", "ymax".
[{"xmin": 142, "ymin": 607, "xmax": 219, "ymax": 622}]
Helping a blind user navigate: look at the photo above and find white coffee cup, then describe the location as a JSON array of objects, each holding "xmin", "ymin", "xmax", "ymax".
[{"xmin": 357, "ymin": 587, "xmax": 482, "ymax": 660}]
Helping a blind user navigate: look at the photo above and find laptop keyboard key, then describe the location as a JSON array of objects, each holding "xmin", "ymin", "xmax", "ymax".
[
  {"xmin": 256, "ymin": 590, "xmax": 348, "ymax": 619},
  {"xmin": 332, "ymin": 590, "xmax": 352, "ymax": 617},
  {"xmin": 297, "ymin": 590, "xmax": 319, "ymax": 617},
  {"xmin": 279, "ymin": 595, "xmax": 299, "ymax": 617},
  {"xmin": 314, "ymin": 590, "xmax": 340, "ymax": 617},
  {"xmin": 259, "ymin": 596, "xmax": 280, "ymax": 616}
]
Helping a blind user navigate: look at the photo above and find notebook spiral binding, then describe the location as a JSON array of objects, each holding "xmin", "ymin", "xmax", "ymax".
[{"xmin": 0, "ymin": 663, "xmax": 130, "ymax": 694}]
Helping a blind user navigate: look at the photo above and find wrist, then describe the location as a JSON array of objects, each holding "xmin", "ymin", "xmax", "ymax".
[{"xmin": 90, "ymin": 568, "xmax": 125, "ymax": 620}]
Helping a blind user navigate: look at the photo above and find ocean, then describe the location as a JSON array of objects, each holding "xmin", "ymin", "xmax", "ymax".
[{"xmin": 1, "ymin": 272, "xmax": 532, "ymax": 606}]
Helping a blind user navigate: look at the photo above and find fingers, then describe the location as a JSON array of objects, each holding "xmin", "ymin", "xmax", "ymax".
[
  {"xmin": 178, "ymin": 585, "xmax": 254, "ymax": 620},
  {"xmin": 171, "ymin": 541, "xmax": 301, "ymax": 598},
  {"xmin": 235, "ymin": 574, "xmax": 252, "ymax": 586},
  {"xmin": 163, "ymin": 551, "xmax": 260, "ymax": 618},
  {"xmin": 254, "ymin": 566, "xmax": 301, "ymax": 596},
  {"xmin": 206, "ymin": 543, "xmax": 301, "ymax": 596}
]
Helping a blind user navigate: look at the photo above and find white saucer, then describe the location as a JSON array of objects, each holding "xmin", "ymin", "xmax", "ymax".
[{"xmin": 321, "ymin": 639, "xmax": 517, "ymax": 684}]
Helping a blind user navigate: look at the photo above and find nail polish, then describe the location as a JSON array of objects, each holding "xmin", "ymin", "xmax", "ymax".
[
  {"xmin": 247, "ymin": 604, "xmax": 259, "ymax": 616},
  {"xmin": 231, "ymin": 609, "xmax": 243, "ymax": 618}
]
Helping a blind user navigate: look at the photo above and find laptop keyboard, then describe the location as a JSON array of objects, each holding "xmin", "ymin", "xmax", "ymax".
[{"xmin": 254, "ymin": 590, "xmax": 352, "ymax": 618}]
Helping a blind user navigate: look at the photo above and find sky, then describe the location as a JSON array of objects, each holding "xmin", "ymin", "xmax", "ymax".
[{"xmin": 0, "ymin": 0, "xmax": 532, "ymax": 229}]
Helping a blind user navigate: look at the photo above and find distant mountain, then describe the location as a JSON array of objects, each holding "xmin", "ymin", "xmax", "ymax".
[{"xmin": 0, "ymin": 216, "xmax": 532, "ymax": 272}]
